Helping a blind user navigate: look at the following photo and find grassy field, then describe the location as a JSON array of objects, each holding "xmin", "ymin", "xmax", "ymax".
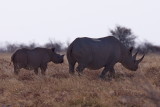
[{"xmin": 0, "ymin": 53, "xmax": 160, "ymax": 107}]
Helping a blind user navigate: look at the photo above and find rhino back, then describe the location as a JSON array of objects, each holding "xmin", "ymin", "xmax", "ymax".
[
  {"xmin": 71, "ymin": 36, "xmax": 122, "ymax": 69},
  {"xmin": 27, "ymin": 48, "xmax": 51, "ymax": 68},
  {"xmin": 12, "ymin": 48, "xmax": 51, "ymax": 69}
]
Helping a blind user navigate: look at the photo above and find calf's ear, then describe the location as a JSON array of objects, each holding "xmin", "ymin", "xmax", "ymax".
[{"xmin": 51, "ymin": 48, "xmax": 55, "ymax": 52}]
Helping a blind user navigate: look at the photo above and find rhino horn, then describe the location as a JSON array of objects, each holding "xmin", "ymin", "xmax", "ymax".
[
  {"xmin": 137, "ymin": 54, "xmax": 145, "ymax": 63},
  {"xmin": 133, "ymin": 51, "xmax": 138, "ymax": 60}
]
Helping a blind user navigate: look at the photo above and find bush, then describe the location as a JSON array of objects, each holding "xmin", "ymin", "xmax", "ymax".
[{"xmin": 137, "ymin": 41, "xmax": 160, "ymax": 54}]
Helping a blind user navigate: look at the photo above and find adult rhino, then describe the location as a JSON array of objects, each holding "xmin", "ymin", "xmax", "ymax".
[
  {"xmin": 67, "ymin": 36, "xmax": 145, "ymax": 78},
  {"xmin": 11, "ymin": 47, "xmax": 64, "ymax": 75}
]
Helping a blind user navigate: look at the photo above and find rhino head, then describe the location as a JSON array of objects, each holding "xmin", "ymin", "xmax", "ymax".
[
  {"xmin": 122, "ymin": 47, "xmax": 145, "ymax": 71},
  {"xmin": 50, "ymin": 48, "xmax": 64, "ymax": 64}
]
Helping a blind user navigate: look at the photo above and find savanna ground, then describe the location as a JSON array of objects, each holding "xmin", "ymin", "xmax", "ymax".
[{"xmin": 0, "ymin": 53, "xmax": 160, "ymax": 107}]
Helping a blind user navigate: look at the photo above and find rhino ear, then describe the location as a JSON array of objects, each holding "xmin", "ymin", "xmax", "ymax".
[
  {"xmin": 51, "ymin": 48, "xmax": 55, "ymax": 52},
  {"xmin": 129, "ymin": 47, "xmax": 133, "ymax": 55}
]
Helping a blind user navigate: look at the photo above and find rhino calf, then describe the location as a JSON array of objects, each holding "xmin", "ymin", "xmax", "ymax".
[{"xmin": 11, "ymin": 47, "xmax": 64, "ymax": 75}]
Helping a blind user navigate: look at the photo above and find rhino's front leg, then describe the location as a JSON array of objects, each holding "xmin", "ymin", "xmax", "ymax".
[
  {"xmin": 109, "ymin": 68, "xmax": 115, "ymax": 78},
  {"xmin": 40, "ymin": 64, "xmax": 47, "ymax": 75},
  {"xmin": 34, "ymin": 68, "xmax": 39, "ymax": 75}
]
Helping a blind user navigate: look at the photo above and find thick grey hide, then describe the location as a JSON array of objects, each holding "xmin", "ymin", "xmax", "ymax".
[{"xmin": 67, "ymin": 36, "xmax": 144, "ymax": 78}]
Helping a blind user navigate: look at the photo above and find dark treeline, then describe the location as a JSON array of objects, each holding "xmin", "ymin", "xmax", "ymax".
[
  {"xmin": 137, "ymin": 41, "xmax": 160, "ymax": 54},
  {"xmin": 0, "ymin": 40, "xmax": 67, "ymax": 53},
  {"xmin": 0, "ymin": 26, "xmax": 160, "ymax": 54}
]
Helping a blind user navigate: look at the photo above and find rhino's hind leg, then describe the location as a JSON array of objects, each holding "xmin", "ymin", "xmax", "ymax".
[
  {"xmin": 76, "ymin": 63, "xmax": 86, "ymax": 76},
  {"xmin": 68, "ymin": 59, "xmax": 76, "ymax": 74},
  {"xmin": 34, "ymin": 68, "xmax": 39, "ymax": 75},
  {"xmin": 99, "ymin": 67, "xmax": 110, "ymax": 78}
]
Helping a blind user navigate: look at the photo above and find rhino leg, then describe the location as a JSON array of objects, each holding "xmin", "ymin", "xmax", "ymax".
[
  {"xmin": 34, "ymin": 68, "xmax": 39, "ymax": 75},
  {"xmin": 68, "ymin": 60, "xmax": 76, "ymax": 74},
  {"xmin": 40, "ymin": 65, "xmax": 47, "ymax": 75},
  {"xmin": 76, "ymin": 63, "xmax": 86, "ymax": 76},
  {"xmin": 99, "ymin": 67, "xmax": 110, "ymax": 78},
  {"xmin": 109, "ymin": 68, "xmax": 115, "ymax": 78},
  {"xmin": 14, "ymin": 65, "xmax": 20, "ymax": 75}
]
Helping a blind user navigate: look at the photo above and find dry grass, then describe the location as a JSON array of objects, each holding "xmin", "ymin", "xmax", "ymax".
[{"xmin": 0, "ymin": 53, "xmax": 160, "ymax": 107}]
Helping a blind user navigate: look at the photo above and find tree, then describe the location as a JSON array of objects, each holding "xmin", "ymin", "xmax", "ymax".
[
  {"xmin": 110, "ymin": 26, "xmax": 136, "ymax": 48},
  {"xmin": 44, "ymin": 39, "xmax": 63, "ymax": 52}
]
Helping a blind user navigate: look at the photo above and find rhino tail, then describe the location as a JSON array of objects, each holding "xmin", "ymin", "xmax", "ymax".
[
  {"xmin": 67, "ymin": 43, "xmax": 73, "ymax": 59},
  {"xmin": 11, "ymin": 52, "xmax": 16, "ymax": 63},
  {"xmin": 9, "ymin": 53, "xmax": 15, "ymax": 66},
  {"xmin": 67, "ymin": 38, "xmax": 80, "ymax": 62}
]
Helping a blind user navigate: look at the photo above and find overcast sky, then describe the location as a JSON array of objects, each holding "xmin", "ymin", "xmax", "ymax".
[{"xmin": 0, "ymin": 0, "xmax": 160, "ymax": 46}]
